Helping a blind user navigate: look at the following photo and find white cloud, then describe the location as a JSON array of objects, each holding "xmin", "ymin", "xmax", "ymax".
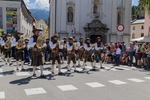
[{"xmin": 23, "ymin": 0, "xmax": 49, "ymax": 10}]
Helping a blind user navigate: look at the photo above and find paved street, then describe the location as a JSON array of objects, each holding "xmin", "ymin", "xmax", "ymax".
[{"xmin": 0, "ymin": 59, "xmax": 150, "ymax": 100}]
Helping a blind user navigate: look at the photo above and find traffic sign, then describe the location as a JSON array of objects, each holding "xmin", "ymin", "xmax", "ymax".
[{"xmin": 117, "ymin": 24, "xmax": 124, "ymax": 32}]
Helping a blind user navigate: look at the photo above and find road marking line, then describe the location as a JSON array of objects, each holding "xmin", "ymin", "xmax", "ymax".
[
  {"xmin": 16, "ymin": 72, "xmax": 30, "ymax": 76},
  {"xmin": 109, "ymin": 80, "xmax": 127, "ymax": 85},
  {"xmin": 86, "ymin": 82, "xmax": 105, "ymax": 88},
  {"xmin": 0, "ymin": 69, "xmax": 4, "ymax": 77},
  {"xmin": 144, "ymin": 77, "xmax": 150, "ymax": 80},
  {"xmin": 128, "ymin": 78, "xmax": 145, "ymax": 82},
  {"xmin": 0, "ymin": 91, "xmax": 5, "ymax": 99},
  {"xmin": 24, "ymin": 88, "xmax": 47, "ymax": 96},
  {"xmin": 57, "ymin": 85, "xmax": 78, "ymax": 91}
]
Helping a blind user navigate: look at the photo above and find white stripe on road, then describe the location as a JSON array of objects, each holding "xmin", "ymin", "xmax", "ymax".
[
  {"xmin": 24, "ymin": 88, "xmax": 47, "ymax": 96},
  {"xmin": 86, "ymin": 82, "xmax": 105, "ymax": 88},
  {"xmin": 16, "ymin": 72, "xmax": 30, "ymax": 76},
  {"xmin": 128, "ymin": 78, "xmax": 145, "ymax": 83},
  {"xmin": 37, "ymin": 70, "xmax": 52, "ymax": 75},
  {"xmin": 109, "ymin": 80, "xmax": 127, "ymax": 85},
  {"xmin": 0, "ymin": 69, "xmax": 4, "ymax": 77},
  {"xmin": 0, "ymin": 91, "xmax": 5, "ymax": 99},
  {"xmin": 57, "ymin": 85, "xmax": 78, "ymax": 91},
  {"xmin": 144, "ymin": 77, "xmax": 150, "ymax": 80}
]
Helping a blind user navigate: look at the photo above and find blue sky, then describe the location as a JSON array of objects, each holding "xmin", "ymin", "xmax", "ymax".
[
  {"xmin": 132, "ymin": 0, "xmax": 139, "ymax": 6},
  {"xmin": 24, "ymin": 0, "xmax": 49, "ymax": 10},
  {"xmin": 23, "ymin": 0, "xmax": 138, "ymax": 10}
]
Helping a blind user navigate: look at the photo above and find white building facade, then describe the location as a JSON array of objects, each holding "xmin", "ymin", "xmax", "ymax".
[
  {"xmin": 0, "ymin": 0, "xmax": 34, "ymax": 36},
  {"xmin": 50, "ymin": 0, "xmax": 131, "ymax": 44}
]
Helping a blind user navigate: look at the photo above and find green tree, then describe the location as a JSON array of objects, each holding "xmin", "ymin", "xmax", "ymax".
[{"xmin": 140, "ymin": 0, "xmax": 150, "ymax": 13}]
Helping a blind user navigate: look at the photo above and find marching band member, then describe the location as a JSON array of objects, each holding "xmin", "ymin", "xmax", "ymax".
[
  {"xmin": 77, "ymin": 36, "xmax": 84, "ymax": 67},
  {"xmin": 24, "ymin": 37, "xmax": 30, "ymax": 64},
  {"xmin": 15, "ymin": 37, "xmax": 25, "ymax": 70},
  {"xmin": 61, "ymin": 37, "xmax": 67, "ymax": 64},
  {"xmin": 44, "ymin": 38, "xmax": 51, "ymax": 62},
  {"xmin": 49, "ymin": 34, "xmax": 63, "ymax": 75},
  {"xmin": 67, "ymin": 37, "xmax": 77, "ymax": 72},
  {"xmin": 93, "ymin": 37, "xmax": 104, "ymax": 70},
  {"xmin": 0, "ymin": 33, "xmax": 5, "ymax": 59},
  {"xmin": 82, "ymin": 38, "xmax": 94, "ymax": 70},
  {"xmin": 3, "ymin": 34, "xmax": 13, "ymax": 66},
  {"xmin": 29, "ymin": 29, "xmax": 42, "ymax": 66},
  {"xmin": 29, "ymin": 29, "xmax": 46, "ymax": 78},
  {"xmin": 31, "ymin": 35, "xmax": 46, "ymax": 78},
  {"xmin": 11, "ymin": 32, "xmax": 23, "ymax": 59}
]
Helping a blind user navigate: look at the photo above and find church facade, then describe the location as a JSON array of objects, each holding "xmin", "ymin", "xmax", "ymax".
[{"xmin": 50, "ymin": 0, "xmax": 131, "ymax": 44}]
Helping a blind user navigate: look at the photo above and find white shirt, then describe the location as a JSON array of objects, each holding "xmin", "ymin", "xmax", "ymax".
[
  {"xmin": 116, "ymin": 48, "xmax": 121, "ymax": 54},
  {"xmin": 67, "ymin": 42, "xmax": 73, "ymax": 51},
  {"xmin": 0, "ymin": 38, "xmax": 5, "ymax": 46},
  {"xmin": 11, "ymin": 38, "xmax": 18, "ymax": 47},
  {"xmin": 134, "ymin": 45, "xmax": 139, "ymax": 53},
  {"xmin": 84, "ymin": 43, "xmax": 93, "ymax": 51},
  {"xmin": 49, "ymin": 41, "xmax": 63, "ymax": 50},
  {"xmin": 94, "ymin": 43, "xmax": 103, "ymax": 51},
  {"xmin": 29, "ymin": 37, "xmax": 36, "ymax": 48}
]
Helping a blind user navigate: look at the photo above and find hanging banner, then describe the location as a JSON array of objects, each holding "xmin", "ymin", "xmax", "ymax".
[{"xmin": 6, "ymin": 7, "xmax": 17, "ymax": 33}]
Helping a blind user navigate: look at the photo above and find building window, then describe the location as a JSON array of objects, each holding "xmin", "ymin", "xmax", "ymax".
[
  {"xmin": 117, "ymin": 11, "xmax": 121, "ymax": 24},
  {"xmin": 132, "ymin": 33, "xmax": 135, "ymax": 39},
  {"xmin": 141, "ymin": 25, "xmax": 144, "ymax": 29},
  {"xmin": 67, "ymin": 6, "xmax": 74, "ymax": 23},
  {"xmin": 132, "ymin": 26, "xmax": 135, "ymax": 30},
  {"xmin": 141, "ymin": 33, "xmax": 144, "ymax": 37}
]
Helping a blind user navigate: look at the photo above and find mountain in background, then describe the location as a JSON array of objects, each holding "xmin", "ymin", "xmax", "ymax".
[{"xmin": 29, "ymin": 9, "xmax": 49, "ymax": 21}]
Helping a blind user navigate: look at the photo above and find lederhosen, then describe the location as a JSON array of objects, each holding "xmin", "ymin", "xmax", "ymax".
[
  {"xmin": 31, "ymin": 35, "xmax": 38, "ymax": 66},
  {"xmin": 3, "ymin": 39, "xmax": 11, "ymax": 58},
  {"xmin": 32, "ymin": 45, "xmax": 44, "ymax": 66},
  {"xmin": 45, "ymin": 42, "xmax": 51, "ymax": 62},
  {"xmin": 51, "ymin": 42, "xmax": 61, "ymax": 65},
  {"xmin": 67, "ymin": 43, "xmax": 76, "ymax": 64},
  {"xmin": 84, "ymin": 43, "xmax": 93, "ymax": 63},
  {"xmin": 62, "ymin": 42, "xmax": 67, "ymax": 59},
  {"xmin": 16, "ymin": 47, "xmax": 24, "ymax": 61},
  {"xmin": 78, "ymin": 42, "xmax": 84, "ymax": 60},
  {"xmin": 94, "ymin": 42, "xmax": 102, "ymax": 60},
  {"xmin": 4, "ymin": 47, "xmax": 11, "ymax": 58}
]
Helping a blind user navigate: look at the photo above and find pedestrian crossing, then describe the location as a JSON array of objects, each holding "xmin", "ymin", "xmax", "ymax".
[{"xmin": 0, "ymin": 76, "xmax": 150, "ymax": 99}]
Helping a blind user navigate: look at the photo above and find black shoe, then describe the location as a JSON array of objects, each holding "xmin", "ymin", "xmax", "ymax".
[
  {"xmin": 67, "ymin": 70, "xmax": 71, "ymax": 74},
  {"xmin": 16, "ymin": 68, "xmax": 19, "ymax": 71},
  {"xmin": 21, "ymin": 69, "xmax": 25, "ymax": 71},
  {"xmin": 40, "ymin": 75, "xmax": 46, "ymax": 78},
  {"xmin": 58, "ymin": 72, "xmax": 64, "ymax": 75},
  {"xmin": 100, "ymin": 67, "xmax": 105, "ymax": 69},
  {"xmin": 9, "ymin": 63, "xmax": 13, "ymax": 66},
  {"xmin": 32, "ymin": 73, "xmax": 36, "ymax": 77},
  {"xmin": 51, "ymin": 72, "xmax": 55, "ymax": 75},
  {"xmin": 74, "ymin": 70, "xmax": 78, "ymax": 73}
]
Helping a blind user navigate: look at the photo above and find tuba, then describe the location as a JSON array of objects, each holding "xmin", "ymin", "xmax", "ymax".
[
  {"xmin": 4, "ymin": 36, "xmax": 14, "ymax": 49},
  {"xmin": 36, "ymin": 35, "xmax": 45, "ymax": 49},
  {"xmin": 16, "ymin": 37, "xmax": 24, "ymax": 50}
]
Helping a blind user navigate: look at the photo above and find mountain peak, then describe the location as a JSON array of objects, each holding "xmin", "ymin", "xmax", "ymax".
[{"xmin": 29, "ymin": 9, "xmax": 49, "ymax": 21}]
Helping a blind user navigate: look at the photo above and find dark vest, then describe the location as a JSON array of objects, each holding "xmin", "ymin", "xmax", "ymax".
[
  {"xmin": 16, "ymin": 36, "xmax": 20, "ymax": 42},
  {"xmin": 32, "ymin": 35, "xmax": 38, "ymax": 42}
]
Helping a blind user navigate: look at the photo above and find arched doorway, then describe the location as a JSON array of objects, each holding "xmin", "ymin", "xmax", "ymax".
[
  {"xmin": 84, "ymin": 19, "xmax": 109, "ymax": 43},
  {"xmin": 90, "ymin": 35, "xmax": 102, "ymax": 43}
]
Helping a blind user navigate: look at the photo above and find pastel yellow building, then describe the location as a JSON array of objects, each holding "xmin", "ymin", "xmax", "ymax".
[
  {"xmin": 131, "ymin": 19, "xmax": 145, "ymax": 41},
  {"xmin": 37, "ymin": 19, "xmax": 48, "ymax": 38}
]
